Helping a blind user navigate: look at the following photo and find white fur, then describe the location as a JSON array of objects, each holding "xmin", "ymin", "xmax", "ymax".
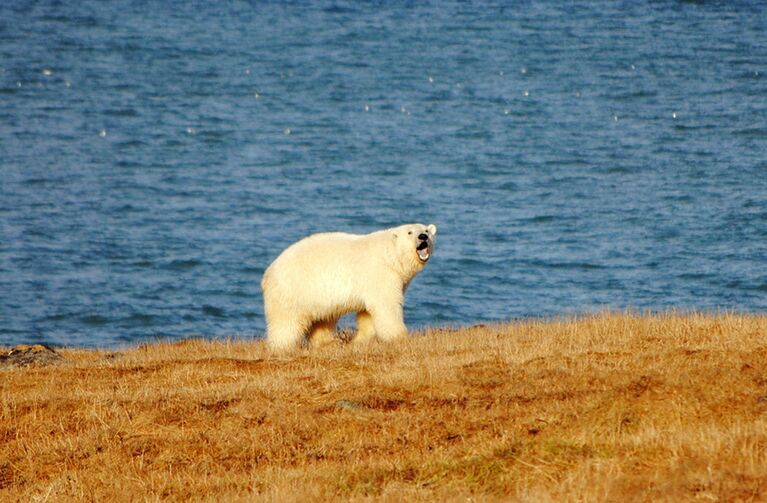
[{"xmin": 261, "ymin": 223, "xmax": 437, "ymax": 351}]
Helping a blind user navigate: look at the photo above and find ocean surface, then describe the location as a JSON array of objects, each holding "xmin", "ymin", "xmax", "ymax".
[{"xmin": 2, "ymin": 1, "xmax": 766, "ymax": 348}]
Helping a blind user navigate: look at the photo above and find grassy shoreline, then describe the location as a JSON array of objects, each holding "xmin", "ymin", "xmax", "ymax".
[{"xmin": 2, "ymin": 312, "xmax": 767, "ymax": 501}]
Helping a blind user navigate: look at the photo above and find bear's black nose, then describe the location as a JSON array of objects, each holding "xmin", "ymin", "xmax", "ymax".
[{"xmin": 418, "ymin": 233, "xmax": 428, "ymax": 241}]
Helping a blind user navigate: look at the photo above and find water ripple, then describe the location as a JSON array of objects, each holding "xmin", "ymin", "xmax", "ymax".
[{"xmin": 1, "ymin": 0, "xmax": 765, "ymax": 347}]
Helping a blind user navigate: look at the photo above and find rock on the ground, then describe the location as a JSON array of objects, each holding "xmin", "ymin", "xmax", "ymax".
[{"xmin": 0, "ymin": 344, "xmax": 64, "ymax": 368}]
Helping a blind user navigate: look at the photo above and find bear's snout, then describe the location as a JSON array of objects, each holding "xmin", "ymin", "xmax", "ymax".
[{"xmin": 418, "ymin": 233, "xmax": 429, "ymax": 241}]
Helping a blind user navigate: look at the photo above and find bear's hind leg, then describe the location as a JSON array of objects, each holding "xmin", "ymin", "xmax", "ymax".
[
  {"xmin": 353, "ymin": 311, "xmax": 376, "ymax": 345},
  {"xmin": 266, "ymin": 317, "xmax": 308, "ymax": 352},
  {"xmin": 264, "ymin": 293, "xmax": 310, "ymax": 352},
  {"xmin": 308, "ymin": 319, "xmax": 338, "ymax": 348}
]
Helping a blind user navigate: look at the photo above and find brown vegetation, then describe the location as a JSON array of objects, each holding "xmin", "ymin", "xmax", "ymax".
[{"xmin": 2, "ymin": 312, "xmax": 767, "ymax": 502}]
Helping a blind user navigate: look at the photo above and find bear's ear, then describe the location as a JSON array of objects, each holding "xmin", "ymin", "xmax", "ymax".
[{"xmin": 428, "ymin": 224, "xmax": 437, "ymax": 236}]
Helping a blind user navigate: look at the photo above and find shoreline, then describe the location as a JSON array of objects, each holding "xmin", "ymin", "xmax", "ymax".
[
  {"xmin": 3, "ymin": 312, "xmax": 766, "ymax": 501},
  {"xmin": 3, "ymin": 308, "xmax": 762, "ymax": 353}
]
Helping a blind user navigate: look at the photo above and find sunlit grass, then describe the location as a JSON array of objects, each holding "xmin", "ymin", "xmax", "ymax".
[{"xmin": 2, "ymin": 312, "xmax": 766, "ymax": 501}]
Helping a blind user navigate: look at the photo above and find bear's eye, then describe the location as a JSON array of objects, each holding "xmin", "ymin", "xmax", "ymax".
[{"xmin": 408, "ymin": 231, "xmax": 412, "ymax": 235}]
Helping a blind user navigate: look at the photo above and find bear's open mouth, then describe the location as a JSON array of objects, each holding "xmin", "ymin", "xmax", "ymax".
[{"xmin": 416, "ymin": 240, "xmax": 430, "ymax": 262}]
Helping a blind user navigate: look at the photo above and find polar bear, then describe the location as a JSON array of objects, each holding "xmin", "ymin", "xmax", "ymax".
[{"xmin": 261, "ymin": 223, "xmax": 437, "ymax": 351}]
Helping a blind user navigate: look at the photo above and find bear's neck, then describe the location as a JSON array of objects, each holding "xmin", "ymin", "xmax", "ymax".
[{"xmin": 395, "ymin": 255, "xmax": 424, "ymax": 286}]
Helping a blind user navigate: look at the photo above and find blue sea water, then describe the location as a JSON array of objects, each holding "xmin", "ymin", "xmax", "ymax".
[{"xmin": 1, "ymin": 1, "xmax": 766, "ymax": 348}]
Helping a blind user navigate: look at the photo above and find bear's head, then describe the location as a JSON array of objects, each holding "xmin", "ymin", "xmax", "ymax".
[{"xmin": 390, "ymin": 223, "xmax": 437, "ymax": 279}]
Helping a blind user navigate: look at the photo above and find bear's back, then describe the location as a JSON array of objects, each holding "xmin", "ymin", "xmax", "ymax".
[{"xmin": 261, "ymin": 230, "xmax": 388, "ymax": 290}]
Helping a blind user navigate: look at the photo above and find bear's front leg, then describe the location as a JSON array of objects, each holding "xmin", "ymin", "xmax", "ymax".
[
  {"xmin": 369, "ymin": 305, "xmax": 408, "ymax": 342},
  {"xmin": 353, "ymin": 311, "xmax": 376, "ymax": 345}
]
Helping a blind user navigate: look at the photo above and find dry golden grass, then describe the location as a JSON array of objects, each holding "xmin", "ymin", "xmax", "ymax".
[{"xmin": 2, "ymin": 312, "xmax": 767, "ymax": 502}]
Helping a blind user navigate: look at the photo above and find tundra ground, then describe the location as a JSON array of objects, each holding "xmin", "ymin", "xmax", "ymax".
[{"xmin": 2, "ymin": 312, "xmax": 766, "ymax": 502}]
